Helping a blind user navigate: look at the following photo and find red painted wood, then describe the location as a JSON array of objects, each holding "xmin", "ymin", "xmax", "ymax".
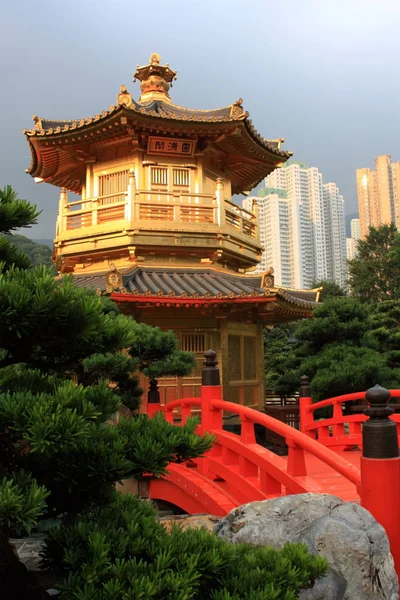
[
  {"xmin": 146, "ymin": 384, "xmax": 400, "ymax": 580},
  {"xmin": 361, "ymin": 456, "xmax": 400, "ymax": 576}
]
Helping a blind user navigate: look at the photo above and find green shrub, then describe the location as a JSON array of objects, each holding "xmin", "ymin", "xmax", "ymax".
[{"xmin": 42, "ymin": 494, "xmax": 328, "ymax": 600}]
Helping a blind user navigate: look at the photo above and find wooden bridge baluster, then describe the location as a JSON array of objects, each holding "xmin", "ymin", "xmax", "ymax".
[
  {"xmin": 260, "ymin": 470, "xmax": 281, "ymax": 496},
  {"xmin": 181, "ymin": 403, "xmax": 192, "ymax": 425},
  {"xmin": 239, "ymin": 457, "xmax": 258, "ymax": 478},
  {"xmin": 164, "ymin": 410, "xmax": 174, "ymax": 424},
  {"xmin": 286, "ymin": 437, "xmax": 307, "ymax": 477},
  {"xmin": 332, "ymin": 401, "xmax": 345, "ymax": 438},
  {"xmin": 240, "ymin": 416, "xmax": 256, "ymax": 444},
  {"xmin": 222, "ymin": 447, "xmax": 238, "ymax": 465}
]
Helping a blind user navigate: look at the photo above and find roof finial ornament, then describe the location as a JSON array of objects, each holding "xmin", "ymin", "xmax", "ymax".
[
  {"xmin": 117, "ymin": 84, "xmax": 133, "ymax": 108},
  {"xmin": 230, "ymin": 99, "xmax": 246, "ymax": 119},
  {"xmin": 133, "ymin": 53, "xmax": 177, "ymax": 104},
  {"xmin": 150, "ymin": 53, "xmax": 161, "ymax": 65}
]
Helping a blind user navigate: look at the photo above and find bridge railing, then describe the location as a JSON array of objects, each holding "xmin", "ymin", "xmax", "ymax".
[
  {"xmin": 149, "ymin": 352, "xmax": 361, "ymax": 503},
  {"xmin": 147, "ymin": 352, "xmax": 400, "ymax": 575},
  {"xmin": 299, "ymin": 377, "xmax": 400, "ymax": 448}
]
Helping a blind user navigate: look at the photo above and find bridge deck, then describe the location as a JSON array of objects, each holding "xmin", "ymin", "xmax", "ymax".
[{"xmin": 282, "ymin": 447, "xmax": 361, "ymax": 502}]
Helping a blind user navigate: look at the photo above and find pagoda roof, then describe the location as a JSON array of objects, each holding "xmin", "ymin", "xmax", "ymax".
[
  {"xmin": 69, "ymin": 266, "xmax": 319, "ymax": 318},
  {"xmin": 24, "ymin": 62, "xmax": 291, "ymax": 195}
]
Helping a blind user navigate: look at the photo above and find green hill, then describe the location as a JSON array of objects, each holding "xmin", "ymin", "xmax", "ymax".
[{"xmin": 5, "ymin": 234, "xmax": 54, "ymax": 269}]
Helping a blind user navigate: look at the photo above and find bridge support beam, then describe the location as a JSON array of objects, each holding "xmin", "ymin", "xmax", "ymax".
[{"xmin": 360, "ymin": 385, "xmax": 400, "ymax": 578}]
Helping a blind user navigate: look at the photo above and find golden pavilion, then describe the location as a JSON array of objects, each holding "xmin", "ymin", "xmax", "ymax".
[{"xmin": 24, "ymin": 53, "xmax": 318, "ymax": 410}]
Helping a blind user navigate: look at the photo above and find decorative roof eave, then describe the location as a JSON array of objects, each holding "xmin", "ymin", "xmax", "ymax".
[
  {"xmin": 23, "ymin": 102, "xmax": 290, "ymax": 161},
  {"xmin": 23, "ymin": 100, "xmax": 244, "ymax": 140},
  {"xmin": 109, "ymin": 292, "xmax": 317, "ymax": 315},
  {"xmin": 242, "ymin": 119, "xmax": 292, "ymax": 160}
]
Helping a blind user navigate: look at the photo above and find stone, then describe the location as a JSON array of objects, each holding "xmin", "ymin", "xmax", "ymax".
[
  {"xmin": 214, "ymin": 493, "xmax": 399, "ymax": 600},
  {"xmin": 10, "ymin": 537, "xmax": 45, "ymax": 571},
  {"xmin": 159, "ymin": 513, "xmax": 219, "ymax": 533}
]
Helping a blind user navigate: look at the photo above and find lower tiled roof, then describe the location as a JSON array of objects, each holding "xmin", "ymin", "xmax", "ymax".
[{"xmin": 70, "ymin": 267, "xmax": 319, "ymax": 307}]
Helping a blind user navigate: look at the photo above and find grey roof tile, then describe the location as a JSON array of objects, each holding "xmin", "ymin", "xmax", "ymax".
[{"xmin": 67, "ymin": 266, "xmax": 319, "ymax": 308}]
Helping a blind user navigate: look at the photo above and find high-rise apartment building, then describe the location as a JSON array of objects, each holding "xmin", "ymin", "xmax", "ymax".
[
  {"xmin": 244, "ymin": 193, "xmax": 292, "ymax": 287},
  {"xmin": 346, "ymin": 218, "xmax": 360, "ymax": 260},
  {"xmin": 356, "ymin": 155, "xmax": 400, "ymax": 238},
  {"xmin": 350, "ymin": 218, "xmax": 360, "ymax": 241},
  {"xmin": 245, "ymin": 162, "xmax": 347, "ymax": 289}
]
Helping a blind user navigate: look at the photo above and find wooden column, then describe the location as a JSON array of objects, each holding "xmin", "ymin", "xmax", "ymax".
[
  {"xmin": 58, "ymin": 187, "xmax": 68, "ymax": 236},
  {"xmin": 126, "ymin": 169, "xmax": 136, "ymax": 224},
  {"xmin": 216, "ymin": 178, "xmax": 225, "ymax": 227}
]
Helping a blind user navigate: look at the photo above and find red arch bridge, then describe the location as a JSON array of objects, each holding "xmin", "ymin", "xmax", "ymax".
[{"xmin": 132, "ymin": 351, "xmax": 400, "ymax": 575}]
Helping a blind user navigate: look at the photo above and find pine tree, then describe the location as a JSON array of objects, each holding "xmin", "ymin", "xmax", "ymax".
[
  {"xmin": 0, "ymin": 189, "xmax": 327, "ymax": 597},
  {"xmin": 269, "ymin": 297, "xmax": 400, "ymax": 403},
  {"xmin": 0, "ymin": 185, "xmax": 40, "ymax": 270},
  {"xmin": 348, "ymin": 223, "xmax": 400, "ymax": 302}
]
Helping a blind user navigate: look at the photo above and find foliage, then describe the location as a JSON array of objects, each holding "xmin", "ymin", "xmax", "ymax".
[
  {"xmin": 264, "ymin": 324, "xmax": 300, "ymax": 394},
  {"xmin": 311, "ymin": 279, "xmax": 347, "ymax": 302},
  {"xmin": 0, "ymin": 185, "xmax": 40, "ymax": 270},
  {"xmin": 0, "ymin": 370, "xmax": 213, "ymax": 533},
  {"xmin": 348, "ymin": 223, "xmax": 400, "ymax": 302},
  {"xmin": 41, "ymin": 493, "xmax": 328, "ymax": 600},
  {"xmin": 0, "ymin": 188, "xmax": 201, "ymax": 544},
  {"xmin": 267, "ymin": 298, "xmax": 400, "ymax": 402},
  {"xmin": 0, "ymin": 266, "xmax": 195, "ymax": 410},
  {"xmin": 0, "ymin": 190, "xmax": 327, "ymax": 598},
  {"xmin": 266, "ymin": 224, "xmax": 400, "ymax": 402}
]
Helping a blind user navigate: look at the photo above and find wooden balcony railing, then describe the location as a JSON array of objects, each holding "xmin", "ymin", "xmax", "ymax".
[
  {"xmin": 224, "ymin": 199, "xmax": 257, "ymax": 238},
  {"xmin": 136, "ymin": 190, "xmax": 217, "ymax": 224},
  {"xmin": 57, "ymin": 187, "xmax": 259, "ymax": 244}
]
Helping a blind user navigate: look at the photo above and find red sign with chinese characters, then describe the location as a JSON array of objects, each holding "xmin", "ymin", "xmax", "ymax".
[{"xmin": 147, "ymin": 136, "xmax": 195, "ymax": 157}]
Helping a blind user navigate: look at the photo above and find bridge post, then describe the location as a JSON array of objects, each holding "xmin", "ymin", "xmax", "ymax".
[
  {"xmin": 199, "ymin": 350, "xmax": 223, "ymax": 477},
  {"xmin": 147, "ymin": 378, "xmax": 162, "ymax": 418},
  {"xmin": 360, "ymin": 384, "xmax": 400, "ymax": 577},
  {"xmin": 201, "ymin": 349, "xmax": 223, "ymax": 432},
  {"xmin": 299, "ymin": 375, "xmax": 314, "ymax": 437}
]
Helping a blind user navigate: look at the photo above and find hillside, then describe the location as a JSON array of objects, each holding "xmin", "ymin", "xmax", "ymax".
[
  {"xmin": 32, "ymin": 238, "xmax": 53, "ymax": 248},
  {"xmin": 5, "ymin": 234, "xmax": 54, "ymax": 269}
]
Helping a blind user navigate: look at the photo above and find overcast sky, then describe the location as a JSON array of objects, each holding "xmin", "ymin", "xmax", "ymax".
[{"xmin": 1, "ymin": 0, "xmax": 400, "ymax": 238}]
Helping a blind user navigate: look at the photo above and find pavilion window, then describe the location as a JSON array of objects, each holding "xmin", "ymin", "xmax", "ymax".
[
  {"xmin": 151, "ymin": 167, "xmax": 168, "ymax": 187},
  {"xmin": 99, "ymin": 170, "xmax": 129, "ymax": 198},
  {"xmin": 173, "ymin": 168, "xmax": 190, "ymax": 188},
  {"xmin": 228, "ymin": 334, "xmax": 258, "ymax": 382},
  {"xmin": 181, "ymin": 333, "xmax": 205, "ymax": 353}
]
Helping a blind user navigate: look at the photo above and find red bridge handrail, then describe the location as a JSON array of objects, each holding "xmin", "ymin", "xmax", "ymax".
[
  {"xmin": 147, "ymin": 352, "xmax": 400, "ymax": 579},
  {"xmin": 308, "ymin": 389, "xmax": 400, "ymax": 413},
  {"xmin": 211, "ymin": 398, "xmax": 361, "ymax": 488}
]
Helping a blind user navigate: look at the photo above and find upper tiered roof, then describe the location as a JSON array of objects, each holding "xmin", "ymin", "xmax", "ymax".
[{"xmin": 24, "ymin": 54, "xmax": 291, "ymax": 195}]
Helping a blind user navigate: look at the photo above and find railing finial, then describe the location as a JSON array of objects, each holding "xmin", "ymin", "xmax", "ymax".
[
  {"xmin": 363, "ymin": 384, "xmax": 398, "ymax": 458},
  {"xmin": 202, "ymin": 349, "xmax": 220, "ymax": 386},
  {"xmin": 299, "ymin": 375, "xmax": 311, "ymax": 398},
  {"xmin": 148, "ymin": 378, "xmax": 160, "ymax": 404}
]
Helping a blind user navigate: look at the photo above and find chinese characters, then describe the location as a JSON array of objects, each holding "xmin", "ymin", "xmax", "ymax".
[{"xmin": 148, "ymin": 137, "xmax": 195, "ymax": 156}]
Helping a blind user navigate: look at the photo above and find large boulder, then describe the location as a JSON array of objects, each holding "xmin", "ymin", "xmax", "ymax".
[{"xmin": 214, "ymin": 493, "xmax": 399, "ymax": 600}]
